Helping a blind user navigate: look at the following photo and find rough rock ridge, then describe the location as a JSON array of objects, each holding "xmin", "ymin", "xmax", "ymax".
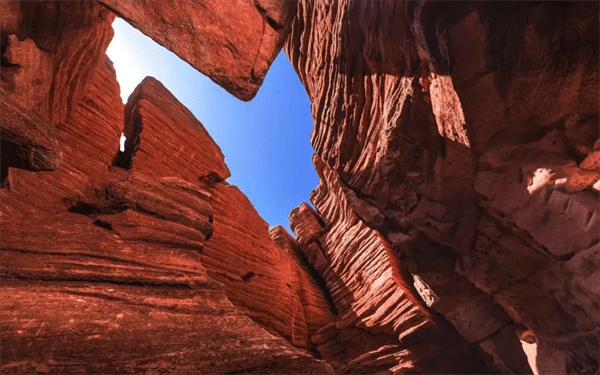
[
  {"xmin": 1, "ymin": 2, "xmax": 333, "ymax": 372},
  {"xmin": 1, "ymin": 48, "xmax": 333, "ymax": 373},
  {"xmin": 98, "ymin": 0, "xmax": 298, "ymax": 101},
  {"xmin": 285, "ymin": 0, "xmax": 599, "ymax": 373},
  {"xmin": 289, "ymin": 155, "xmax": 498, "ymax": 374},
  {"xmin": 1, "ymin": 0, "xmax": 599, "ymax": 374}
]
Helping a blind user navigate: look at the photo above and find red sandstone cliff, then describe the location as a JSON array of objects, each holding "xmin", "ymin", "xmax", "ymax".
[
  {"xmin": 285, "ymin": 1, "xmax": 599, "ymax": 373},
  {"xmin": 1, "ymin": 0, "xmax": 598, "ymax": 374}
]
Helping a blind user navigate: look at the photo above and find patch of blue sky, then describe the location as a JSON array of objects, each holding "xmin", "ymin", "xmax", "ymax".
[{"xmin": 107, "ymin": 18, "xmax": 317, "ymax": 233}]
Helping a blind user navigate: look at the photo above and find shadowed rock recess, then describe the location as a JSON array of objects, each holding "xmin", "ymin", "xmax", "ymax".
[{"xmin": 1, "ymin": 1, "xmax": 598, "ymax": 374}]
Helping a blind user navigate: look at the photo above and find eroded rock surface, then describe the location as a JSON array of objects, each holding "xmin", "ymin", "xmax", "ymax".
[
  {"xmin": 115, "ymin": 76, "xmax": 231, "ymax": 182},
  {"xmin": 0, "ymin": 0, "xmax": 116, "ymax": 186},
  {"xmin": 99, "ymin": 0, "xmax": 297, "ymax": 101},
  {"xmin": 1, "ymin": 94, "xmax": 62, "ymax": 172},
  {"xmin": 286, "ymin": 0, "xmax": 599, "ymax": 373},
  {"xmin": 5, "ymin": 56, "xmax": 123, "ymax": 209},
  {"xmin": 114, "ymin": 77, "xmax": 337, "ymax": 352},
  {"xmin": 1, "ymin": 0, "xmax": 598, "ymax": 373},
  {"xmin": 1, "ymin": 1, "xmax": 115, "ymax": 124},
  {"xmin": 1, "ymin": 43, "xmax": 332, "ymax": 375},
  {"xmin": 289, "ymin": 155, "xmax": 497, "ymax": 374}
]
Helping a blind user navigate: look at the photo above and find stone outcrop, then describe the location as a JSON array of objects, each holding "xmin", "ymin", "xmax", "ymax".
[
  {"xmin": 1, "ymin": 1, "xmax": 115, "ymax": 124},
  {"xmin": 0, "ymin": 1, "xmax": 116, "ymax": 186},
  {"xmin": 115, "ymin": 76, "xmax": 231, "ymax": 182},
  {"xmin": 0, "ymin": 54, "xmax": 333, "ymax": 373},
  {"xmin": 1, "ymin": 94, "xmax": 62, "ymax": 173},
  {"xmin": 0, "ymin": 3, "xmax": 332, "ymax": 370},
  {"xmin": 5, "ymin": 56, "xmax": 123, "ymax": 210},
  {"xmin": 114, "ymin": 76, "xmax": 337, "ymax": 352},
  {"xmin": 289, "ymin": 155, "xmax": 502, "ymax": 374},
  {"xmin": 1, "ymin": 0, "xmax": 598, "ymax": 374},
  {"xmin": 285, "ymin": 1, "xmax": 599, "ymax": 373},
  {"xmin": 99, "ymin": 0, "xmax": 298, "ymax": 101},
  {"xmin": 198, "ymin": 181, "xmax": 337, "ymax": 350}
]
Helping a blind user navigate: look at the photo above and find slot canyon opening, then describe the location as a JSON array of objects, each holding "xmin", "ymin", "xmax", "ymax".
[{"xmin": 106, "ymin": 17, "xmax": 318, "ymax": 234}]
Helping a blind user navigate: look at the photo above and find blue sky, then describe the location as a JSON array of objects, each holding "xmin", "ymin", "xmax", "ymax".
[{"xmin": 107, "ymin": 18, "xmax": 317, "ymax": 233}]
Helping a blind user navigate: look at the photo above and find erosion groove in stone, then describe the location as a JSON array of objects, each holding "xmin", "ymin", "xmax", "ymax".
[
  {"xmin": 1, "ymin": 0, "xmax": 598, "ymax": 374},
  {"xmin": 285, "ymin": 1, "xmax": 599, "ymax": 373}
]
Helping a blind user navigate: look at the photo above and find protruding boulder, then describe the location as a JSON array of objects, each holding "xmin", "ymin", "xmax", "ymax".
[{"xmin": 99, "ymin": 0, "xmax": 298, "ymax": 101}]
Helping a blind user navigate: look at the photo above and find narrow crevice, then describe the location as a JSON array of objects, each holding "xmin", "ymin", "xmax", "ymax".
[
  {"xmin": 2, "ymin": 247, "xmax": 167, "ymax": 270},
  {"xmin": 93, "ymin": 219, "xmax": 113, "ymax": 231},
  {"xmin": 265, "ymin": 17, "xmax": 279, "ymax": 31},
  {"xmin": 198, "ymin": 171, "xmax": 225, "ymax": 188},
  {"xmin": 215, "ymin": 272, "xmax": 240, "ymax": 283},
  {"xmin": 291, "ymin": 242, "xmax": 339, "ymax": 316},
  {"xmin": 253, "ymin": 0, "xmax": 283, "ymax": 31},
  {"xmin": 68, "ymin": 201, "xmax": 129, "ymax": 216},
  {"xmin": 1, "ymin": 42, "xmax": 18, "ymax": 68},
  {"xmin": 3, "ymin": 273, "xmax": 196, "ymax": 289},
  {"xmin": 112, "ymin": 116, "xmax": 142, "ymax": 169},
  {"xmin": 1, "ymin": 164, "xmax": 10, "ymax": 189},
  {"xmin": 129, "ymin": 238, "xmax": 205, "ymax": 252}
]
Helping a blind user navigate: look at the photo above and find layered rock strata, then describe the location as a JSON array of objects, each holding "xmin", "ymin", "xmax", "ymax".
[
  {"xmin": 290, "ymin": 155, "xmax": 511, "ymax": 374},
  {"xmin": 285, "ymin": 1, "xmax": 599, "ymax": 373},
  {"xmin": 1, "ymin": 0, "xmax": 598, "ymax": 373},
  {"xmin": 115, "ymin": 77, "xmax": 337, "ymax": 351},
  {"xmin": 0, "ymin": 1, "xmax": 116, "ymax": 188},
  {"xmin": 1, "ymin": 29, "xmax": 332, "ymax": 375}
]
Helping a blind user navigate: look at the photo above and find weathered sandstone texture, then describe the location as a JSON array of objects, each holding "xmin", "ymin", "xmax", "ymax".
[
  {"xmin": 1, "ymin": 2, "xmax": 332, "ymax": 371},
  {"xmin": 0, "ymin": 1, "xmax": 116, "ymax": 186},
  {"xmin": 1, "ymin": 0, "xmax": 599, "ymax": 374},
  {"xmin": 99, "ymin": 0, "xmax": 298, "ymax": 101},
  {"xmin": 289, "ymin": 155, "xmax": 501, "ymax": 374},
  {"xmin": 286, "ymin": 1, "xmax": 599, "ymax": 373},
  {"xmin": 1, "ymin": 54, "xmax": 333, "ymax": 373}
]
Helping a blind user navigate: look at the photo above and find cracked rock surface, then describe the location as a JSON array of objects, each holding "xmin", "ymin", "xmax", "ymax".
[{"xmin": 1, "ymin": 0, "xmax": 598, "ymax": 374}]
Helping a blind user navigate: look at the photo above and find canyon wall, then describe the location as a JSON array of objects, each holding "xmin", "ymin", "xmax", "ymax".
[
  {"xmin": 285, "ymin": 1, "xmax": 599, "ymax": 373},
  {"xmin": 1, "ymin": 0, "xmax": 598, "ymax": 374},
  {"xmin": 1, "ymin": 2, "xmax": 333, "ymax": 373}
]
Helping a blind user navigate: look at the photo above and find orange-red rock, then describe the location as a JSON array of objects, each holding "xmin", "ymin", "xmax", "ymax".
[
  {"xmin": 116, "ymin": 76, "xmax": 231, "ymax": 182},
  {"xmin": 99, "ymin": 0, "xmax": 297, "ymax": 101},
  {"xmin": 285, "ymin": 1, "xmax": 599, "ymax": 373},
  {"xmin": 0, "ymin": 1, "xmax": 115, "ymax": 182},
  {"xmin": 0, "ymin": 1, "xmax": 115, "ymax": 124},
  {"xmin": 112, "ymin": 74, "xmax": 336, "ymax": 351},
  {"xmin": 289, "ymin": 155, "xmax": 499, "ymax": 374},
  {"xmin": 1, "ymin": 54, "xmax": 334, "ymax": 374},
  {"xmin": 1, "ymin": 93, "xmax": 62, "ymax": 173},
  {"xmin": 199, "ymin": 180, "xmax": 336, "ymax": 350},
  {"xmin": 4, "ymin": 56, "xmax": 123, "ymax": 210},
  {"xmin": 2, "ymin": 0, "xmax": 599, "ymax": 373}
]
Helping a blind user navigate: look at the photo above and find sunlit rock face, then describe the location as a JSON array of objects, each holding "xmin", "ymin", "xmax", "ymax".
[
  {"xmin": 98, "ymin": 0, "xmax": 298, "ymax": 101},
  {"xmin": 0, "ymin": 2, "xmax": 333, "ymax": 372},
  {"xmin": 0, "ymin": 47, "xmax": 333, "ymax": 373},
  {"xmin": 1, "ymin": 0, "xmax": 598, "ymax": 373},
  {"xmin": 0, "ymin": 1, "xmax": 115, "ymax": 178},
  {"xmin": 286, "ymin": 0, "xmax": 599, "ymax": 373}
]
